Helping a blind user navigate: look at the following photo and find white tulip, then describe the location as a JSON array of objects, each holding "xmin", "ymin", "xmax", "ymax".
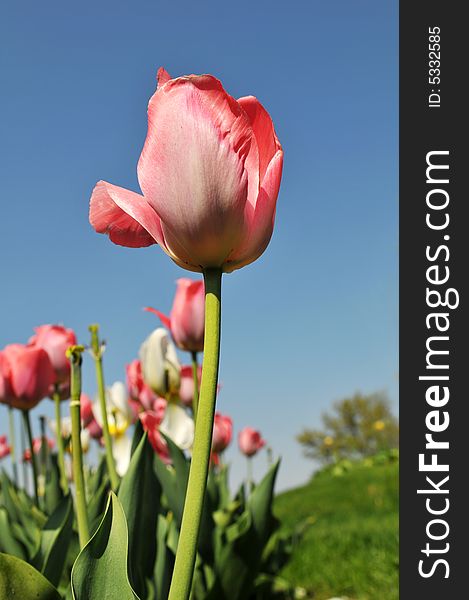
[
  {"xmin": 112, "ymin": 433, "xmax": 132, "ymax": 477},
  {"xmin": 49, "ymin": 416, "xmax": 72, "ymax": 439},
  {"xmin": 140, "ymin": 328, "xmax": 181, "ymax": 397},
  {"xmin": 93, "ymin": 381, "xmax": 133, "ymax": 436},
  {"xmin": 160, "ymin": 403, "xmax": 194, "ymax": 450}
]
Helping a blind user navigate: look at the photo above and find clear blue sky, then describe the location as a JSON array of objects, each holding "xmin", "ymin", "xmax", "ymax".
[{"xmin": 0, "ymin": 0, "xmax": 397, "ymax": 491}]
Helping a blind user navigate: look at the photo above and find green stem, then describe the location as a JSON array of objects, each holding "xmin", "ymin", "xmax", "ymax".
[
  {"xmin": 68, "ymin": 345, "xmax": 90, "ymax": 548},
  {"xmin": 22, "ymin": 410, "xmax": 39, "ymax": 507},
  {"xmin": 168, "ymin": 268, "xmax": 222, "ymax": 600},
  {"xmin": 53, "ymin": 388, "xmax": 69, "ymax": 494},
  {"xmin": 8, "ymin": 408, "xmax": 18, "ymax": 486},
  {"xmin": 39, "ymin": 416, "xmax": 48, "ymax": 485},
  {"xmin": 247, "ymin": 456, "xmax": 253, "ymax": 491},
  {"xmin": 20, "ymin": 419, "xmax": 28, "ymax": 492},
  {"xmin": 89, "ymin": 324, "xmax": 119, "ymax": 491},
  {"xmin": 191, "ymin": 351, "xmax": 199, "ymax": 421}
]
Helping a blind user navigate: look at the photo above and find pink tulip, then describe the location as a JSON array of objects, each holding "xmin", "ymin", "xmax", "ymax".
[
  {"xmin": 0, "ymin": 435, "xmax": 10, "ymax": 460},
  {"xmin": 126, "ymin": 359, "xmax": 158, "ymax": 411},
  {"xmin": 0, "ymin": 344, "xmax": 55, "ymax": 410},
  {"xmin": 89, "ymin": 68, "xmax": 283, "ymax": 273},
  {"xmin": 146, "ymin": 279, "xmax": 205, "ymax": 352},
  {"xmin": 238, "ymin": 427, "xmax": 266, "ymax": 457},
  {"xmin": 80, "ymin": 393, "xmax": 103, "ymax": 440},
  {"xmin": 140, "ymin": 410, "xmax": 171, "ymax": 464},
  {"xmin": 0, "ymin": 352, "xmax": 14, "ymax": 405},
  {"xmin": 212, "ymin": 413, "xmax": 233, "ymax": 454},
  {"xmin": 29, "ymin": 324, "xmax": 77, "ymax": 384},
  {"xmin": 80, "ymin": 393, "xmax": 94, "ymax": 425},
  {"xmin": 178, "ymin": 364, "xmax": 202, "ymax": 408}
]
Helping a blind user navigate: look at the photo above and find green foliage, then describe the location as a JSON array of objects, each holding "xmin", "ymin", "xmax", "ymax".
[
  {"xmin": 71, "ymin": 492, "xmax": 140, "ymax": 600},
  {"xmin": 297, "ymin": 391, "xmax": 399, "ymax": 464},
  {"xmin": 118, "ymin": 433, "xmax": 161, "ymax": 598},
  {"xmin": 32, "ymin": 495, "xmax": 74, "ymax": 587},
  {"xmin": 275, "ymin": 460, "xmax": 399, "ymax": 600},
  {"xmin": 1, "ymin": 443, "xmax": 302, "ymax": 600},
  {"xmin": 0, "ymin": 552, "xmax": 62, "ymax": 600},
  {"xmin": 45, "ymin": 454, "xmax": 66, "ymax": 515}
]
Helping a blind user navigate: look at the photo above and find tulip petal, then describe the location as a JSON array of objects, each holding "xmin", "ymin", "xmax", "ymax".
[
  {"xmin": 224, "ymin": 149, "xmax": 283, "ymax": 272},
  {"xmin": 238, "ymin": 96, "xmax": 280, "ymax": 185},
  {"xmin": 143, "ymin": 307, "xmax": 172, "ymax": 330},
  {"xmin": 89, "ymin": 181, "xmax": 165, "ymax": 248},
  {"xmin": 157, "ymin": 67, "xmax": 172, "ymax": 87},
  {"xmin": 160, "ymin": 403, "xmax": 194, "ymax": 450},
  {"xmin": 112, "ymin": 434, "xmax": 132, "ymax": 477},
  {"xmin": 137, "ymin": 75, "xmax": 254, "ymax": 267}
]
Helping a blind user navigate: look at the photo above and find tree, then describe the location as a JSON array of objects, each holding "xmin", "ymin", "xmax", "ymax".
[{"xmin": 297, "ymin": 392, "xmax": 399, "ymax": 464}]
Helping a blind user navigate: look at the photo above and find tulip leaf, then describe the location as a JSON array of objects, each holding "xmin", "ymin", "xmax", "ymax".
[
  {"xmin": 87, "ymin": 475, "xmax": 111, "ymax": 535},
  {"xmin": 153, "ymin": 433, "xmax": 192, "ymax": 526},
  {"xmin": 86, "ymin": 454, "xmax": 108, "ymax": 499},
  {"xmin": 118, "ymin": 433, "xmax": 161, "ymax": 598},
  {"xmin": 0, "ymin": 552, "xmax": 62, "ymax": 600},
  {"xmin": 153, "ymin": 513, "xmax": 176, "ymax": 600},
  {"xmin": 71, "ymin": 491, "xmax": 140, "ymax": 600},
  {"xmin": 0, "ymin": 471, "xmax": 20, "ymax": 522},
  {"xmin": 0, "ymin": 508, "xmax": 28, "ymax": 559},
  {"xmin": 16, "ymin": 487, "xmax": 48, "ymax": 528},
  {"xmin": 45, "ymin": 453, "xmax": 65, "ymax": 515},
  {"xmin": 32, "ymin": 494, "xmax": 74, "ymax": 587},
  {"xmin": 248, "ymin": 460, "xmax": 280, "ymax": 545},
  {"xmin": 130, "ymin": 419, "xmax": 144, "ymax": 456},
  {"xmin": 3, "ymin": 477, "xmax": 43, "ymax": 552},
  {"xmin": 205, "ymin": 462, "xmax": 281, "ymax": 600}
]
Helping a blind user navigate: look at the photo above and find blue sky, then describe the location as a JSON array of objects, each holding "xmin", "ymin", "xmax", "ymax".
[{"xmin": 0, "ymin": 1, "xmax": 397, "ymax": 491}]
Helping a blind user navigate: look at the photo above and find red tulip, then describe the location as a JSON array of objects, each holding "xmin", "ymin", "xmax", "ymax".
[
  {"xmin": 89, "ymin": 68, "xmax": 283, "ymax": 273},
  {"xmin": 139, "ymin": 410, "xmax": 171, "ymax": 464},
  {"xmin": 0, "ymin": 344, "xmax": 55, "ymax": 410},
  {"xmin": 0, "ymin": 435, "xmax": 10, "ymax": 460},
  {"xmin": 212, "ymin": 413, "xmax": 233, "ymax": 453},
  {"xmin": 146, "ymin": 279, "xmax": 205, "ymax": 352},
  {"xmin": 238, "ymin": 427, "xmax": 266, "ymax": 457},
  {"xmin": 29, "ymin": 324, "xmax": 77, "ymax": 384}
]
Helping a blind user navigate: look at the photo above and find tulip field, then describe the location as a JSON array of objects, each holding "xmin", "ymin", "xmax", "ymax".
[{"xmin": 0, "ymin": 60, "xmax": 398, "ymax": 600}]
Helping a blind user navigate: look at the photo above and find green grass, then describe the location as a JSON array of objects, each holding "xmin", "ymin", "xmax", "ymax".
[{"xmin": 274, "ymin": 461, "xmax": 399, "ymax": 600}]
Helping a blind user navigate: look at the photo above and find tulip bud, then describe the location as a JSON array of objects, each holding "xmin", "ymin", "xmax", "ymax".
[
  {"xmin": 238, "ymin": 427, "xmax": 266, "ymax": 457},
  {"xmin": 212, "ymin": 413, "xmax": 233, "ymax": 453},
  {"xmin": 139, "ymin": 328, "xmax": 181, "ymax": 398},
  {"xmin": 29, "ymin": 324, "xmax": 77, "ymax": 384}
]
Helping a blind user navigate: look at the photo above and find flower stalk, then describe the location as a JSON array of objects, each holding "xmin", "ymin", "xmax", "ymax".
[
  {"xmin": 89, "ymin": 324, "xmax": 119, "ymax": 491},
  {"xmin": 68, "ymin": 345, "xmax": 90, "ymax": 549},
  {"xmin": 191, "ymin": 351, "xmax": 199, "ymax": 421},
  {"xmin": 39, "ymin": 415, "xmax": 48, "ymax": 490},
  {"xmin": 53, "ymin": 385, "xmax": 69, "ymax": 494},
  {"xmin": 167, "ymin": 268, "xmax": 222, "ymax": 600},
  {"xmin": 8, "ymin": 407, "xmax": 18, "ymax": 486},
  {"xmin": 22, "ymin": 410, "xmax": 39, "ymax": 507}
]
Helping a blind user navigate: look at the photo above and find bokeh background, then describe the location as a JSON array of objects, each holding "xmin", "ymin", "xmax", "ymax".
[{"xmin": 0, "ymin": 0, "xmax": 397, "ymax": 492}]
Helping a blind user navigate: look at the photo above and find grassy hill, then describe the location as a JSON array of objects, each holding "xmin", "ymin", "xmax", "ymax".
[{"xmin": 274, "ymin": 460, "xmax": 398, "ymax": 600}]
